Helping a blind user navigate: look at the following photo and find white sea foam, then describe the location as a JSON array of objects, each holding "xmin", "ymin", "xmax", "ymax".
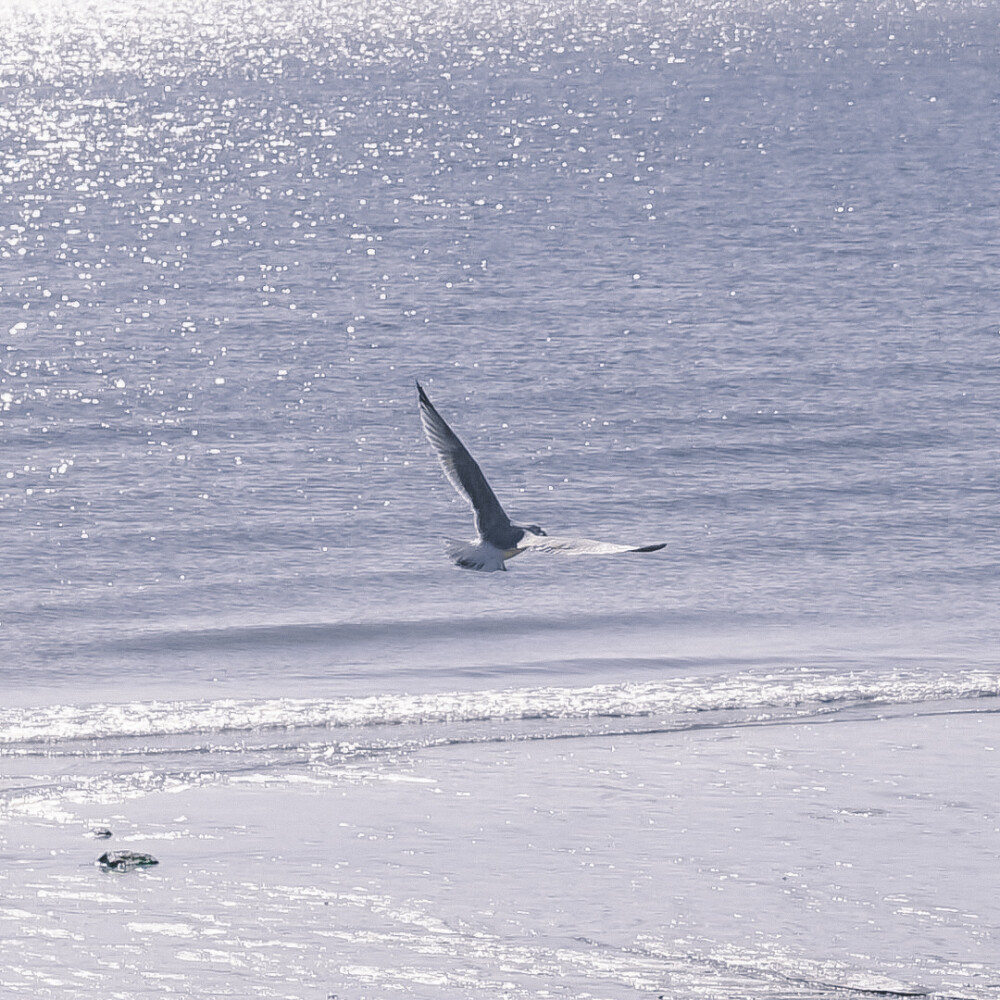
[{"xmin": 1, "ymin": 667, "xmax": 996, "ymax": 745}]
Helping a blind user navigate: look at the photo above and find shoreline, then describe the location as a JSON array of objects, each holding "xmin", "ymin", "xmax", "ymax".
[{"xmin": 1, "ymin": 707, "xmax": 996, "ymax": 998}]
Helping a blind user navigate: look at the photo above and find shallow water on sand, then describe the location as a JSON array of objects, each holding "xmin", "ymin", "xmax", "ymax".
[{"xmin": 2, "ymin": 0, "xmax": 999, "ymax": 996}]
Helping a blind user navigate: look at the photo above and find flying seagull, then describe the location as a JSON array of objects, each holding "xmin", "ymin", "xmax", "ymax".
[{"xmin": 417, "ymin": 381, "xmax": 665, "ymax": 571}]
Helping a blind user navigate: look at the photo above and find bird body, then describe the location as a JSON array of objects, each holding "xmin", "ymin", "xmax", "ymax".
[
  {"xmin": 445, "ymin": 539, "xmax": 516, "ymax": 572},
  {"xmin": 416, "ymin": 381, "xmax": 664, "ymax": 571}
]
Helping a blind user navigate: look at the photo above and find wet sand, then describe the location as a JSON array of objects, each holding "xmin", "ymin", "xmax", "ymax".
[{"xmin": 1, "ymin": 704, "xmax": 996, "ymax": 998}]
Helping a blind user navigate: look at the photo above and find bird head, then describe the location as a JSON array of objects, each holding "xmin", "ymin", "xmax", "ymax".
[{"xmin": 521, "ymin": 524, "xmax": 547, "ymax": 537}]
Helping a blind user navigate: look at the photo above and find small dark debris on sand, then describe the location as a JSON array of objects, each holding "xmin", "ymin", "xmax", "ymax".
[{"xmin": 98, "ymin": 850, "xmax": 159, "ymax": 871}]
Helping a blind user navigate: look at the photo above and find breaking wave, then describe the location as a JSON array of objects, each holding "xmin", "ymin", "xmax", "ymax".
[{"xmin": 2, "ymin": 665, "xmax": 997, "ymax": 746}]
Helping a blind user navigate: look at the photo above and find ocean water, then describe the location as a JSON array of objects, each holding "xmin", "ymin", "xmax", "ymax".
[{"xmin": 1, "ymin": 0, "xmax": 998, "ymax": 996}]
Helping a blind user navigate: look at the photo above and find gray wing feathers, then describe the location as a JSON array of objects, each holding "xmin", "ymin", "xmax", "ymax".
[{"xmin": 417, "ymin": 383, "xmax": 512, "ymax": 537}]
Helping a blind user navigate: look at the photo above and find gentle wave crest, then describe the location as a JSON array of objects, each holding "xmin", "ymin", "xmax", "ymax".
[{"xmin": 2, "ymin": 667, "xmax": 997, "ymax": 745}]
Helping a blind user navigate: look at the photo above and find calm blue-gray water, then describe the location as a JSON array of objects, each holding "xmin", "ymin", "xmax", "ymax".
[{"xmin": 1, "ymin": 0, "xmax": 998, "ymax": 996}]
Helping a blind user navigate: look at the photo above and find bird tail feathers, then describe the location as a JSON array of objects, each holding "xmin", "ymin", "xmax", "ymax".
[{"xmin": 445, "ymin": 540, "xmax": 507, "ymax": 572}]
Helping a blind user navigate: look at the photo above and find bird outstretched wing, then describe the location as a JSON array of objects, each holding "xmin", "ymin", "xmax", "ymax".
[
  {"xmin": 416, "ymin": 382, "xmax": 512, "ymax": 539},
  {"xmin": 518, "ymin": 533, "xmax": 666, "ymax": 556}
]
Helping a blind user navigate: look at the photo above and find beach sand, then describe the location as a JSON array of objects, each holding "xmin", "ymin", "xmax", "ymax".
[{"xmin": 1, "ymin": 703, "xmax": 996, "ymax": 998}]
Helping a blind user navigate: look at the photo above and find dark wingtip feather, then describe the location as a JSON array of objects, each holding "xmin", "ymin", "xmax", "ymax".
[{"xmin": 633, "ymin": 543, "xmax": 666, "ymax": 553}]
